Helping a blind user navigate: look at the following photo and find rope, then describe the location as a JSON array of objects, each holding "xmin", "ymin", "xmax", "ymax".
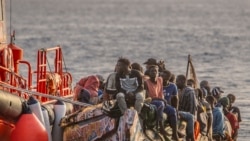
[
  {"xmin": 9, "ymin": 0, "xmax": 12, "ymax": 37},
  {"xmin": 0, "ymin": 83, "xmax": 92, "ymax": 107}
]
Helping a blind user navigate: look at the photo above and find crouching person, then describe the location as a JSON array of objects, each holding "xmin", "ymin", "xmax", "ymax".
[
  {"xmin": 74, "ymin": 75, "xmax": 105, "ymax": 109},
  {"xmin": 115, "ymin": 57, "xmax": 144, "ymax": 114}
]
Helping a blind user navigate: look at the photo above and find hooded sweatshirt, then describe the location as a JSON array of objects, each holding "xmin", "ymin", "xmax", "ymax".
[
  {"xmin": 212, "ymin": 106, "xmax": 225, "ymax": 136},
  {"xmin": 74, "ymin": 75, "xmax": 100, "ymax": 100}
]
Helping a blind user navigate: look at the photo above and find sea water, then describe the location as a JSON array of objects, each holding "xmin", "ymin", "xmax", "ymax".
[{"xmin": 6, "ymin": 0, "xmax": 250, "ymax": 140}]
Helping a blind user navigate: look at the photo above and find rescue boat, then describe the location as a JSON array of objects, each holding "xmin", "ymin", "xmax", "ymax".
[{"xmin": 0, "ymin": 0, "xmax": 148, "ymax": 140}]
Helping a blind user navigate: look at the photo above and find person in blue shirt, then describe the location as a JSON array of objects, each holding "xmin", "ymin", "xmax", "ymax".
[
  {"xmin": 161, "ymin": 70, "xmax": 178, "ymax": 106},
  {"xmin": 206, "ymin": 95, "xmax": 225, "ymax": 141}
]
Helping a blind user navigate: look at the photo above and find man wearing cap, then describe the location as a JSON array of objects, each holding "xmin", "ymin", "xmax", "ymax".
[{"xmin": 211, "ymin": 87, "xmax": 224, "ymax": 102}]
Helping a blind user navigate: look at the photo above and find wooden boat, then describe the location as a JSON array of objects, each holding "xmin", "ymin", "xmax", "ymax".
[{"xmin": 0, "ymin": 0, "xmax": 150, "ymax": 140}]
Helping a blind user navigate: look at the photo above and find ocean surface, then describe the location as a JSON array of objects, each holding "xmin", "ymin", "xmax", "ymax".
[{"xmin": 6, "ymin": 0, "xmax": 250, "ymax": 140}]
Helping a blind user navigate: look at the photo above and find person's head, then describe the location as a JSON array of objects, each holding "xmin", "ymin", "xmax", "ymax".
[
  {"xmin": 161, "ymin": 69, "xmax": 172, "ymax": 82},
  {"xmin": 143, "ymin": 58, "xmax": 157, "ymax": 70},
  {"xmin": 206, "ymin": 95, "xmax": 216, "ymax": 108},
  {"xmin": 176, "ymin": 74, "xmax": 186, "ymax": 90},
  {"xmin": 197, "ymin": 88, "xmax": 204, "ymax": 100},
  {"xmin": 169, "ymin": 73, "xmax": 176, "ymax": 83},
  {"xmin": 148, "ymin": 65, "xmax": 159, "ymax": 79},
  {"xmin": 131, "ymin": 62, "xmax": 143, "ymax": 73},
  {"xmin": 200, "ymin": 80, "xmax": 211, "ymax": 94},
  {"xmin": 187, "ymin": 79, "xmax": 195, "ymax": 88},
  {"xmin": 211, "ymin": 87, "xmax": 224, "ymax": 100},
  {"xmin": 116, "ymin": 57, "xmax": 131, "ymax": 74},
  {"xmin": 218, "ymin": 97, "xmax": 230, "ymax": 110},
  {"xmin": 227, "ymin": 93, "xmax": 236, "ymax": 104}
]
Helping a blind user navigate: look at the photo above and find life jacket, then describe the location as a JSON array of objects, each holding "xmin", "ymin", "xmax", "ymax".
[{"xmin": 194, "ymin": 120, "xmax": 200, "ymax": 140}]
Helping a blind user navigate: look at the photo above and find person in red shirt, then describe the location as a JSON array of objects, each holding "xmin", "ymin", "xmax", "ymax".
[{"xmin": 144, "ymin": 65, "xmax": 168, "ymax": 136}]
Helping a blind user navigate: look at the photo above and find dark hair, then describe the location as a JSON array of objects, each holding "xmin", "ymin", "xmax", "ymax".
[
  {"xmin": 131, "ymin": 62, "xmax": 143, "ymax": 73},
  {"xmin": 187, "ymin": 79, "xmax": 195, "ymax": 87},
  {"xmin": 206, "ymin": 95, "xmax": 215, "ymax": 105},
  {"xmin": 169, "ymin": 73, "xmax": 176, "ymax": 83},
  {"xmin": 197, "ymin": 88, "xmax": 203, "ymax": 100},
  {"xmin": 177, "ymin": 74, "xmax": 186, "ymax": 82},
  {"xmin": 227, "ymin": 93, "xmax": 236, "ymax": 103},
  {"xmin": 200, "ymin": 80, "xmax": 208, "ymax": 88},
  {"xmin": 117, "ymin": 57, "xmax": 131, "ymax": 66}
]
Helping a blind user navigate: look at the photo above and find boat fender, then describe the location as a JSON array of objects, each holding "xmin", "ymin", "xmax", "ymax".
[
  {"xmin": 52, "ymin": 100, "xmax": 66, "ymax": 141},
  {"xmin": 42, "ymin": 104, "xmax": 55, "ymax": 125},
  {"xmin": 10, "ymin": 104, "xmax": 48, "ymax": 141},
  {"xmin": 0, "ymin": 90, "xmax": 23, "ymax": 122},
  {"xmin": 0, "ymin": 120, "xmax": 14, "ymax": 141},
  {"xmin": 27, "ymin": 96, "xmax": 45, "ymax": 125},
  {"xmin": 42, "ymin": 107, "xmax": 52, "ymax": 141}
]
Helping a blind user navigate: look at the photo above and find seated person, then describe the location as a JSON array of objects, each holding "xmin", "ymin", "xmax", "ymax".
[
  {"xmin": 164, "ymin": 95, "xmax": 180, "ymax": 141},
  {"xmin": 171, "ymin": 95, "xmax": 195, "ymax": 141},
  {"xmin": 144, "ymin": 65, "xmax": 167, "ymax": 135},
  {"xmin": 74, "ymin": 75, "xmax": 104, "ymax": 105},
  {"xmin": 143, "ymin": 58, "xmax": 158, "ymax": 77},
  {"xmin": 103, "ymin": 71, "xmax": 117, "ymax": 101},
  {"xmin": 115, "ymin": 57, "xmax": 144, "ymax": 114},
  {"xmin": 161, "ymin": 69, "xmax": 178, "ymax": 106}
]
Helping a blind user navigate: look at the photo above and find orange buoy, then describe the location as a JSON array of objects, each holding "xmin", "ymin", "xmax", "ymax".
[
  {"xmin": 10, "ymin": 106, "xmax": 48, "ymax": 141},
  {"xmin": 0, "ymin": 120, "xmax": 14, "ymax": 141}
]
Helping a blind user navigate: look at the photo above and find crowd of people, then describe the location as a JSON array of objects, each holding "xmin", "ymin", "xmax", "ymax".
[{"xmin": 73, "ymin": 57, "xmax": 241, "ymax": 141}]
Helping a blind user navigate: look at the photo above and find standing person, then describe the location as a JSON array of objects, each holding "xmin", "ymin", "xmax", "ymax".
[
  {"xmin": 176, "ymin": 74, "xmax": 198, "ymax": 117},
  {"xmin": 206, "ymin": 96, "xmax": 225, "ymax": 141},
  {"xmin": 200, "ymin": 80, "xmax": 211, "ymax": 97},
  {"xmin": 144, "ymin": 65, "xmax": 168, "ymax": 136},
  {"xmin": 74, "ymin": 75, "xmax": 104, "ymax": 105},
  {"xmin": 227, "ymin": 94, "xmax": 242, "ymax": 122},
  {"xmin": 197, "ymin": 89, "xmax": 213, "ymax": 141},
  {"xmin": 115, "ymin": 57, "xmax": 144, "ymax": 114},
  {"xmin": 227, "ymin": 93, "xmax": 241, "ymax": 141},
  {"xmin": 161, "ymin": 70, "xmax": 178, "ymax": 106}
]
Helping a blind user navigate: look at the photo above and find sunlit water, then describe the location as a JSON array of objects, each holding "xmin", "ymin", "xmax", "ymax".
[{"xmin": 6, "ymin": 0, "xmax": 250, "ymax": 140}]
